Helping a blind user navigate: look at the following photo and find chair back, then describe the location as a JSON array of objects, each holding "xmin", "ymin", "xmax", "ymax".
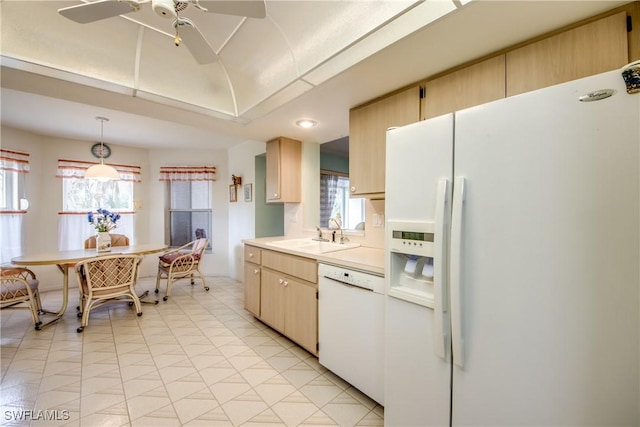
[
  {"xmin": 76, "ymin": 254, "xmax": 141, "ymax": 294},
  {"xmin": 192, "ymin": 238, "xmax": 208, "ymax": 258},
  {"xmin": 85, "ymin": 234, "xmax": 129, "ymax": 249}
]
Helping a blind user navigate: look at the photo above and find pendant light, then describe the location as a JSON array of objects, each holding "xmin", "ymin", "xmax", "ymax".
[{"xmin": 85, "ymin": 116, "xmax": 120, "ymax": 181}]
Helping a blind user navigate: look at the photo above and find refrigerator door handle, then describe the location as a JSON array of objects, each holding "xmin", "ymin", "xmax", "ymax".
[
  {"xmin": 433, "ymin": 178, "xmax": 449, "ymax": 359},
  {"xmin": 450, "ymin": 176, "xmax": 466, "ymax": 368}
]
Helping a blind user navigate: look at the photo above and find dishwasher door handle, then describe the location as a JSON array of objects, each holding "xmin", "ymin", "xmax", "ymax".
[{"xmin": 322, "ymin": 276, "xmax": 373, "ymax": 292}]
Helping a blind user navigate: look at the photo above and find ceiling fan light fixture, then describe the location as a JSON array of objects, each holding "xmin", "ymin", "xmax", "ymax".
[
  {"xmin": 152, "ymin": 0, "xmax": 177, "ymax": 18},
  {"xmin": 296, "ymin": 119, "xmax": 317, "ymax": 129},
  {"xmin": 86, "ymin": 116, "xmax": 120, "ymax": 181}
]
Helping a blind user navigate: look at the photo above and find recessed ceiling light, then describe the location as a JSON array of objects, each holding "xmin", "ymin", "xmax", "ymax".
[{"xmin": 296, "ymin": 119, "xmax": 317, "ymax": 128}]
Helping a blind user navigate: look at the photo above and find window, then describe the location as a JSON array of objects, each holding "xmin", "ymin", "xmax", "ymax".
[
  {"xmin": 63, "ymin": 179, "xmax": 134, "ymax": 212},
  {"xmin": 57, "ymin": 160, "xmax": 140, "ymax": 250},
  {"xmin": 0, "ymin": 168, "xmax": 19, "ymax": 211},
  {"xmin": 59, "ymin": 179, "xmax": 135, "ymax": 250},
  {"xmin": 167, "ymin": 181, "xmax": 212, "ymax": 247},
  {"xmin": 320, "ymin": 172, "xmax": 365, "ymax": 230},
  {"xmin": 0, "ymin": 149, "xmax": 30, "ymax": 262}
]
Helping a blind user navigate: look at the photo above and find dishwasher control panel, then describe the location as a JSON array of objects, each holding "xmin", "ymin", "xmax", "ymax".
[{"xmin": 319, "ymin": 264, "xmax": 385, "ymax": 294}]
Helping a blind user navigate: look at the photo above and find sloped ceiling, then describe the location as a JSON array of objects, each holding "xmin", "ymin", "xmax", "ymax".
[
  {"xmin": 2, "ymin": 1, "xmax": 446, "ymax": 120},
  {"xmin": 0, "ymin": 0, "xmax": 631, "ymax": 150}
]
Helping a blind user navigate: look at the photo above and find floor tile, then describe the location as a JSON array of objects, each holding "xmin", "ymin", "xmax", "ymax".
[{"xmin": 0, "ymin": 276, "xmax": 384, "ymax": 426}]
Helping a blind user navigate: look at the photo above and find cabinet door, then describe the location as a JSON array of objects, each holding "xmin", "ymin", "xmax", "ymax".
[
  {"xmin": 422, "ymin": 55, "xmax": 506, "ymax": 120},
  {"xmin": 349, "ymin": 85, "xmax": 420, "ymax": 197},
  {"xmin": 506, "ymin": 12, "xmax": 628, "ymax": 97},
  {"xmin": 260, "ymin": 268, "xmax": 285, "ymax": 332},
  {"xmin": 284, "ymin": 277, "xmax": 318, "ymax": 355},
  {"xmin": 266, "ymin": 137, "xmax": 301, "ymax": 203},
  {"xmin": 265, "ymin": 138, "xmax": 281, "ymax": 202},
  {"xmin": 244, "ymin": 262, "xmax": 261, "ymax": 317}
]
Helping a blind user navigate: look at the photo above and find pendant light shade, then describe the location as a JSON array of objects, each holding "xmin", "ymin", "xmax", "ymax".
[
  {"xmin": 85, "ymin": 163, "xmax": 121, "ymax": 180},
  {"xmin": 86, "ymin": 117, "xmax": 119, "ymax": 181}
]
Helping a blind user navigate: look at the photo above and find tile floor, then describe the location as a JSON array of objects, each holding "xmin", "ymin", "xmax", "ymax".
[{"xmin": 1, "ymin": 276, "xmax": 384, "ymax": 426}]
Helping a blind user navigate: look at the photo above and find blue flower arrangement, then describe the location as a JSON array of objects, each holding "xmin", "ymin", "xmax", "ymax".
[{"xmin": 87, "ymin": 208, "xmax": 121, "ymax": 232}]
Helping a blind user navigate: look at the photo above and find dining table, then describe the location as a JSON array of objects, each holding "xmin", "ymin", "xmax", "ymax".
[{"xmin": 11, "ymin": 244, "xmax": 168, "ymax": 329}]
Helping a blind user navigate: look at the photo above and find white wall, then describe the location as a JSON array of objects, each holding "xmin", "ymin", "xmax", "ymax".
[{"xmin": 227, "ymin": 140, "xmax": 266, "ymax": 281}]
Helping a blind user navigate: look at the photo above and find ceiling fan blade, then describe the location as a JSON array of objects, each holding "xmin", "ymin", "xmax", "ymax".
[
  {"xmin": 58, "ymin": 0, "xmax": 140, "ymax": 24},
  {"xmin": 198, "ymin": 0, "xmax": 266, "ymax": 19},
  {"xmin": 174, "ymin": 18, "xmax": 218, "ymax": 64}
]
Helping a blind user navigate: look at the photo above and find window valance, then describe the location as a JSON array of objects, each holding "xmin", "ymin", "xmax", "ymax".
[
  {"xmin": 0, "ymin": 149, "xmax": 30, "ymax": 173},
  {"xmin": 56, "ymin": 159, "xmax": 141, "ymax": 182},
  {"xmin": 159, "ymin": 166, "xmax": 216, "ymax": 181}
]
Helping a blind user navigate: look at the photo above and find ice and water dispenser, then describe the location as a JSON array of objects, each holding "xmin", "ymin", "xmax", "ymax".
[{"xmin": 387, "ymin": 220, "xmax": 437, "ymax": 308}]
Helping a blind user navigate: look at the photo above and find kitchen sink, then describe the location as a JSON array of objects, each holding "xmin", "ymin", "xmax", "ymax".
[{"xmin": 266, "ymin": 238, "xmax": 360, "ymax": 254}]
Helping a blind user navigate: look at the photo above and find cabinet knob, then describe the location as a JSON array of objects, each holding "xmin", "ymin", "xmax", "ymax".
[
  {"xmin": 249, "ymin": 253, "xmax": 254, "ymax": 257},
  {"xmin": 350, "ymin": 186, "xmax": 356, "ymax": 193},
  {"xmin": 283, "ymin": 280, "xmax": 288, "ymax": 287},
  {"xmin": 273, "ymin": 193, "xmax": 278, "ymax": 198},
  {"xmin": 254, "ymin": 269, "xmax": 259, "ymax": 274},
  {"xmin": 278, "ymin": 278, "xmax": 284, "ymax": 284}
]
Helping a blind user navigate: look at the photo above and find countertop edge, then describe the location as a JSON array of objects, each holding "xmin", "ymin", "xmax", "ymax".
[{"xmin": 243, "ymin": 237, "xmax": 385, "ymax": 276}]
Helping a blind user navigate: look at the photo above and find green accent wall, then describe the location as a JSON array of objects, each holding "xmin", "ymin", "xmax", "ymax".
[
  {"xmin": 320, "ymin": 153, "xmax": 349, "ymax": 174},
  {"xmin": 254, "ymin": 154, "xmax": 284, "ymax": 237}
]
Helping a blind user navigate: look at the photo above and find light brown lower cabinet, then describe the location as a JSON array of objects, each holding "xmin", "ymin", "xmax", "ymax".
[
  {"xmin": 260, "ymin": 268, "xmax": 318, "ymax": 355},
  {"xmin": 243, "ymin": 262, "xmax": 261, "ymax": 317},
  {"xmin": 243, "ymin": 245, "xmax": 262, "ymax": 317},
  {"xmin": 244, "ymin": 245, "xmax": 319, "ymax": 356}
]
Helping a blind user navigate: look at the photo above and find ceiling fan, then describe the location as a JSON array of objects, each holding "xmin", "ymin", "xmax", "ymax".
[{"xmin": 58, "ymin": 0, "xmax": 266, "ymax": 64}]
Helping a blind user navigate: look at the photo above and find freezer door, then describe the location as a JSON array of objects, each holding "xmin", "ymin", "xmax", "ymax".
[
  {"xmin": 451, "ymin": 71, "xmax": 639, "ymax": 425},
  {"xmin": 384, "ymin": 114, "xmax": 454, "ymax": 426}
]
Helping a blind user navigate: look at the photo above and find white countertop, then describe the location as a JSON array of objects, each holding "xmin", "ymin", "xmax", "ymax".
[{"xmin": 243, "ymin": 237, "xmax": 385, "ymax": 276}]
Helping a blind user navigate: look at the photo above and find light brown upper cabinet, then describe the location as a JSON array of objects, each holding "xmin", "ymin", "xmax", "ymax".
[
  {"xmin": 422, "ymin": 55, "xmax": 506, "ymax": 120},
  {"xmin": 349, "ymin": 85, "xmax": 421, "ymax": 198},
  {"xmin": 266, "ymin": 136, "xmax": 302, "ymax": 203},
  {"xmin": 506, "ymin": 12, "xmax": 629, "ymax": 97}
]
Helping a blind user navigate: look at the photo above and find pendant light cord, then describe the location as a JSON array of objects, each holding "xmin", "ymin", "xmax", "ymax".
[{"xmin": 96, "ymin": 116, "xmax": 109, "ymax": 165}]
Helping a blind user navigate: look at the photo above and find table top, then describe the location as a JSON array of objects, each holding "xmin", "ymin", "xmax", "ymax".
[{"xmin": 11, "ymin": 244, "xmax": 168, "ymax": 266}]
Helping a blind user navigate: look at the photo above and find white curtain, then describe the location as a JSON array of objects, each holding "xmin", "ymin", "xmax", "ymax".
[
  {"xmin": 58, "ymin": 212, "xmax": 135, "ymax": 250},
  {"xmin": 0, "ymin": 149, "xmax": 29, "ymax": 263},
  {"xmin": 0, "ymin": 213, "xmax": 24, "ymax": 264}
]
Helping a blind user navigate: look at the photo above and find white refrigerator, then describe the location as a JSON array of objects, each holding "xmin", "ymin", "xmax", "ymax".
[{"xmin": 384, "ymin": 70, "xmax": 639, "ymax": 426}]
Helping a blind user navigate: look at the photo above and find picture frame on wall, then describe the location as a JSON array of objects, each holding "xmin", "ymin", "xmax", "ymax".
[
  {"xmin": 244, "ymin": 184, "xmax": 252, "ymax": 202},
  {"xmin": 229, "ymin": 184, "xmax": 237, "ymax": 202}
]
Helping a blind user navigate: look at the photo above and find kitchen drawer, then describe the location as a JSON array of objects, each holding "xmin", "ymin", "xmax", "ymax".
[
  {"xmin": 244, "ymin": 245, "xmax": 261, "ymax": 265},
  {"xmin": 262, "ymin": 249, "xmax": 317, "ymax": 284}
]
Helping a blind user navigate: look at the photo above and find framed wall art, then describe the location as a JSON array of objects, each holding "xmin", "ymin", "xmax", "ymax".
[
  {"xmin": 244, "ymin": 184, "xmax": 253, "ymax": 202},
  {"xmin": 229, "ymin": 184, "xmax": 237, "ymax": 202}
]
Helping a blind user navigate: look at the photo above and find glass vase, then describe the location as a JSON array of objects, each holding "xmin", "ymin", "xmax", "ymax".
[{"xmin": 96, "ymin": 232, "xmax": 112, "ymax": 252}]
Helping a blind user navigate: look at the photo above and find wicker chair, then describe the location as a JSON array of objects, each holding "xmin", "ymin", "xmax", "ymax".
[
  {"xmin": 84, "ymin": 234, "xmax": 129, "ymax": 249},
  {"xmin": 1, "ymin": 266, "xmax": 43, "ymax": 330},
  {"xmin": 74, "ymin": 254, "xmax": 143, "ymax": 333},
  {"xmin": 155, "ymin": 238, "xmax": 209, "ymax": 301}
]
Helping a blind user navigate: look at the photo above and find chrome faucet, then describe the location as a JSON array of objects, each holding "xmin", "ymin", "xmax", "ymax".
[
  {"xmin": 329, "ymin": 217, "xmax": 349, "ymax": 244},
  {"xmin": 314, "ymin": 226, "xmax": 329, "ymax": 242}
]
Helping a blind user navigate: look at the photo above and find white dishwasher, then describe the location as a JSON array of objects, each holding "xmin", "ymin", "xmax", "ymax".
[{"xmin": 318, "ymin": 263, "xmax": 385, "ymax": 405}]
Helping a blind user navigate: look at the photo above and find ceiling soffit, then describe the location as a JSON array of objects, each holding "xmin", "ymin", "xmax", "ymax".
[{"xmin": 0, "ymin": 0, "xmax": 460, "ymax": 123}]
